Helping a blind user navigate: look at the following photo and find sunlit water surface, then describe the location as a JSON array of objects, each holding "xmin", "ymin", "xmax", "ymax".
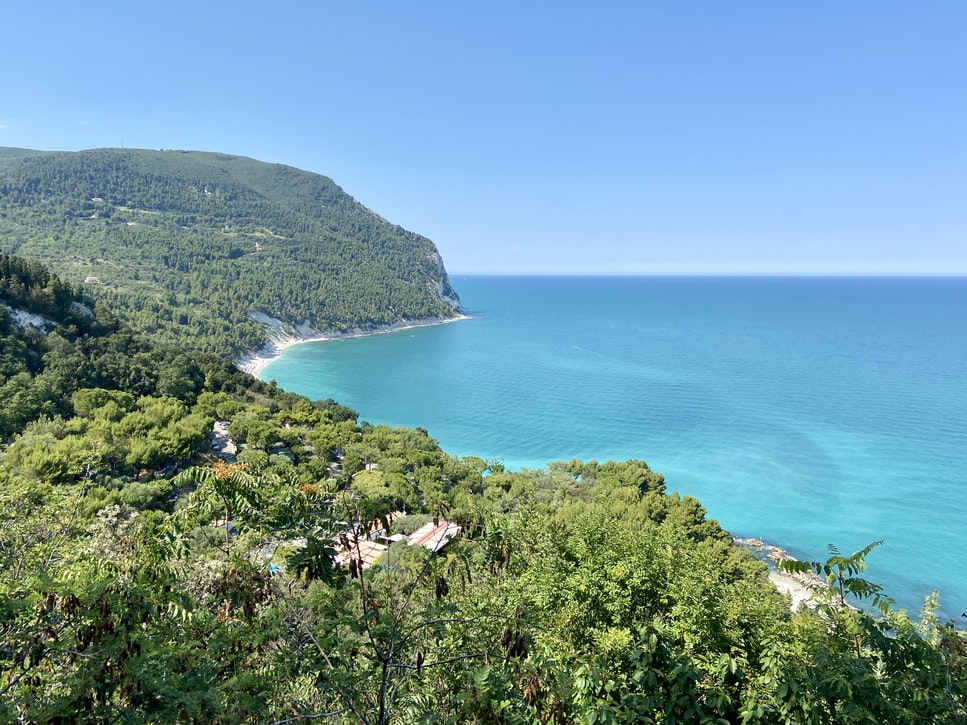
[{"xmin": 263, "ymin": 276, "xmax": 967, "ymax": 620}]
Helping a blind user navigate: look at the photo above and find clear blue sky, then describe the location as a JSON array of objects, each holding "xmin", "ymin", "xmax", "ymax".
[{"xmin": 3, "ymin": 2, "xmax": 965, "ymax": 275}]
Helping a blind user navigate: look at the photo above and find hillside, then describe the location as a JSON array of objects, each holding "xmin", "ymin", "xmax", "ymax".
[
  {"xmin": 0, "ymin": 147, "xmax": 462, "ymax": 357},
  {"xmin": 2, "ymin": 254, "xmax": 966, "ymax": 722},
  {"xmin": 0, "ymin": 253, "xmax": 279, "ymax": 440}
]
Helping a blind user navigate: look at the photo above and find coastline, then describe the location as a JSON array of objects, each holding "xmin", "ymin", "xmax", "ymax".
[
  {"xmin": 735, "ymin": 537, "xmax": 828, "ymax": 610},
  {"xmin": 236, "ymin": 314, "xmax": 471, "ymax": 380}
]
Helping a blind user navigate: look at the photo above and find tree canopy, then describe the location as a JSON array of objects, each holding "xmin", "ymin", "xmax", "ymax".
[
  {"xmin": 0, "ymin": 147, "xmax": 462, "ymax": 357},
  {"xmin": 2, "ymin": 251, "xmax": 965, "ymax": 723}
]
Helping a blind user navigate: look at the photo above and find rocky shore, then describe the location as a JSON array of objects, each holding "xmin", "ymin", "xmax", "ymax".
[{"xmin": 735, "ymin": 537, "xmax": 828, "ymax": 610}]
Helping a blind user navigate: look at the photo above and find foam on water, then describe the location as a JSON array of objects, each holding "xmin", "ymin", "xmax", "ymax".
[{"xmin": 263, "ymin": 276, "xmax": 967, "ymax": 620}]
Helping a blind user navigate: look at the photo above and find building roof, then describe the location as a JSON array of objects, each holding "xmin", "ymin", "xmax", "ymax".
[
  {"xmin": 407, "ymin": 521, "xmax": 461, "ymax": 552},
  {"xmin": 335, "ymin": 539, "xmax": 388, "ymax": 570}
]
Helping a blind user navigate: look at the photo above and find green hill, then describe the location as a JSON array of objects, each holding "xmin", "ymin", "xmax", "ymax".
[
  {"xmin": 3, "ymin": 255, "xmax": 966, "ymax": 723},
  {"xmin": 0, "ymin": 147, "xmax": 462, "ymax": 357}
]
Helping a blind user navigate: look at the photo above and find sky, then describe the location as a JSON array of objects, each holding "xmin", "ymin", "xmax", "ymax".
[{"xmin": 2, "ymin": 2, "xmax": 965, "ymax": 275}]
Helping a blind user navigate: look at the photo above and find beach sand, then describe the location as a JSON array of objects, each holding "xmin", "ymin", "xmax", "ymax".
[
  {"xmin": 236, "ymin": 314, "xmax": 470, "ymax": 380},
  {"xmin": 769, "ymin": 570, "xmax": 822, "ymax": 610},
  {"xmin": 736, "ymin": 537, "xmax": 827, "ymax": 611},
  {"xmin": 236, "ymin": 334, "xmax": 319, "ymax": 378}
]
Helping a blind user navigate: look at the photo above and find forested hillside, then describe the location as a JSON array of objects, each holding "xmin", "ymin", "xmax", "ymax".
[
  {"xmin": 0, "ymin": 147, "xmax": 462, "ymax": 357},
  {"xmin": 0, "ymin": 253, "xmax": 291, "ymax": 441},
  {"xmin": 2, "ymin": 255, "xmax": 965, "ymax": 723}
]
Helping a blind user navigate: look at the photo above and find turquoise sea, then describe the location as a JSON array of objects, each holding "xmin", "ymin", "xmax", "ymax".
[{"xmin": 263, "ymin": 276, "xmax": 967, "ymax": 621}]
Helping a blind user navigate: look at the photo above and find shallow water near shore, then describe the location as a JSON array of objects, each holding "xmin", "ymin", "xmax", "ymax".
[{"xmin": 263, "ymin": 276, "xmax": 967, "ymax": 621}]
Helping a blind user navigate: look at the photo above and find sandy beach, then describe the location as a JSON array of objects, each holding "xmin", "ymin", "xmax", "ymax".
[
  {"xmin": 236, "ymin": 314, "xmax": 470, "ymax": 380},
  {"xmin": 735, "ymin": 537, "xmax": 827, "ymax": 610},
  {"xmin": 236, "ymin": 333, "xmax": 324, "ymax": 378},
  {"xmin": 768, "ymin": 570, "xmax": 823, "ymax": 610}
]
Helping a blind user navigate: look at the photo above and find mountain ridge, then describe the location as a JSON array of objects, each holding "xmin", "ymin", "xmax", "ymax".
[{"xmin": 0, "ymin": 146, "xmax": 462, "ymax": 357}]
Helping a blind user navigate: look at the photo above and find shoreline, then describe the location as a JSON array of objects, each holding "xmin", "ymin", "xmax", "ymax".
[
  {"xmin": 236, "ymin": 314, "xmax": 471, "ymax": 380},
  {"xmin": 735, "ymin": 536, "xmax": 828, "ymax": 610}
]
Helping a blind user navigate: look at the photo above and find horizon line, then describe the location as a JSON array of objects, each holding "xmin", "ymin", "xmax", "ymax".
[{"xmin": 449, "ymin": 271, "xmax": 967, "ymax": 278}]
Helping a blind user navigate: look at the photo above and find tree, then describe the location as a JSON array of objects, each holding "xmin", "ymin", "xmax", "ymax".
[{"xmin": 777, "ymin": 542, "xmax": 967, "ymax": 723}]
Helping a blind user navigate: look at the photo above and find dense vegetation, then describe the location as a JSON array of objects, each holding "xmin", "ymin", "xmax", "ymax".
[
  {"xmin": 0, "ymin": 147, "xmax": 462, "ymax": 358},
  {"xmin": 0, "ymin": 254, "xmax": 289, "ymax": 441},
  {"xmin": 2, "ymin": 255, "xmax": 965, "ymax": 723}
]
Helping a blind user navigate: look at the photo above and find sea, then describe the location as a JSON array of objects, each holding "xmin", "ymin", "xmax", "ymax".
[{"xmin": 262, "ymin": 276, "xmax": 967, "ymax": 622}]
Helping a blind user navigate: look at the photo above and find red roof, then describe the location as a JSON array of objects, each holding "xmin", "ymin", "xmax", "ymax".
[{"xmin": 407, "ymin": 521, "xmax": 461, "ymax": 551}]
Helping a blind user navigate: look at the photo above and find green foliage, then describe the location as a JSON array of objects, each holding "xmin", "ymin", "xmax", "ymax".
[
  {"xmin": 0, "ymin": 147, "xmax": 463, "ymax": 357},
  {"xmin": 1, "ymin": 256, "xmax": 966, "ymax": 723},
  {"xmin": 0, "ymin": 253, "xmax": 312, "ymax": 442},
  {"xmin": 779, "ymin": 540, "xmax": 894, "ymax": 612},
  {"xmin": 2, "ymin": 393, "xmax": 211, "ymax": 484}
]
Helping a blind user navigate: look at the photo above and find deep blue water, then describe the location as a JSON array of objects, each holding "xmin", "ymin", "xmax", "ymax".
[{"xmin": 263, "ymin": 276, "xmax": 967, "ymax": 620}]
